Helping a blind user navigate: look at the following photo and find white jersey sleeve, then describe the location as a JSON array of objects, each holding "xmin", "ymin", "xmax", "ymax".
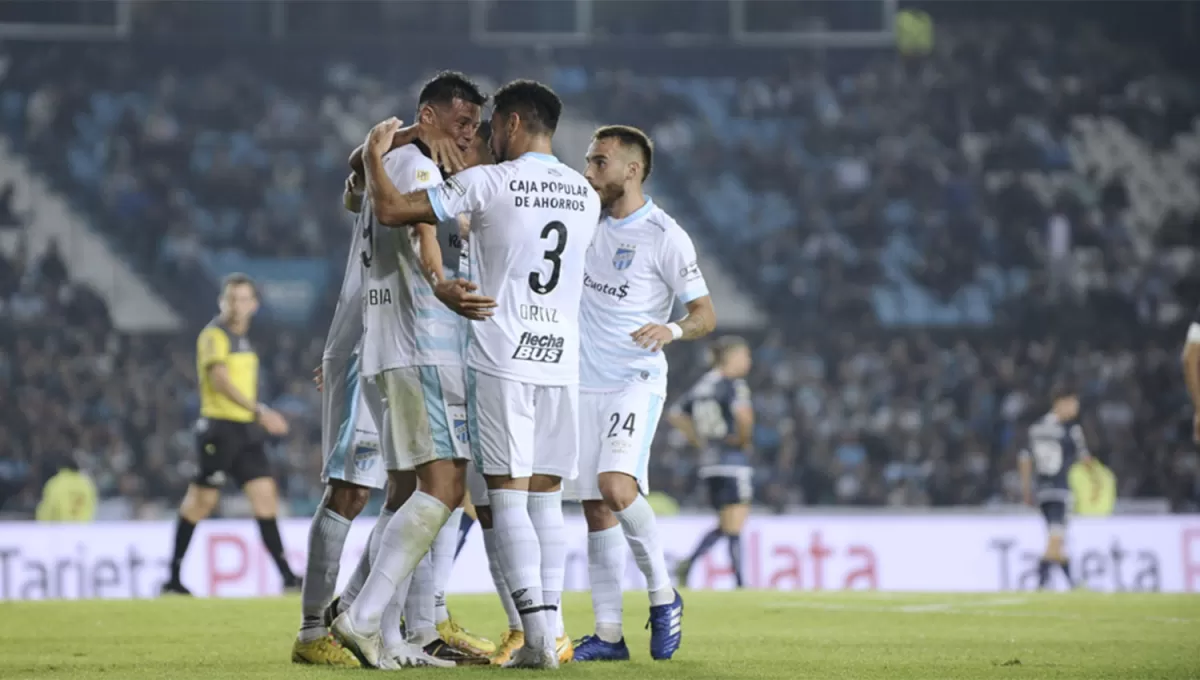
[
  {"xmin": 656, "ymin": 223, "xmax": 709, "ymax": 304},
  {"xmin": 428, "ymin": 154, "xmax": 600, "ymax": 386},
  {"xmin": 360, "ymin": 145, "xmax": 462, "ymax": 377}
]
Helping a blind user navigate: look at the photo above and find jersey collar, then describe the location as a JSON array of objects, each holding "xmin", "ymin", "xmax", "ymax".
[
  {"xmin": 519, "ymin": 151, "xmax": 559, "ymax": 163},
  {"xmin": 604, "ymin": 197, "xmax": 655, "ymax": 229}
]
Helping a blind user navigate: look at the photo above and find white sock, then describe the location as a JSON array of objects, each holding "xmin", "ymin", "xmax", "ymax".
[
  {"xmin": 348, "ymin": 492, "xmax": 450, "ymax": 632},
  {"xmin": 483, "ymin": 527, "xmax": 522, "ymax": 631},
  {"xmin": 431, "ymin": 507, "xmax": 462, "ymax": 625},
  {"xmin": 489, "ymin": 488, "xmax": 550, "ymax": 646},
  {"xmin": 555, "ymin": 600, "xmax": 565, "ymax": 638},
  {"xmin": 404, "ymin": 553, "xmax": 438, "ymax": 647},
  {"xmin": 341, "ymin": 507, "xmax": 393, "ymax": 608},
  {"xmin": 588, "ymin": 525, "xmax": 626, "ymax": 642},
  {"xmin": 616, "ymin": 495, "xmax": 674, "ymax": 607},
  {"xmin": 380, "ymin": 572, "xmax": 413, "ymax": 651},
  {"xmin": 298, "ymin": 507, "xmax": 352, "ymax": 642},
  {"xmin": 528, "ymin": 491, "xmax": 566, "ymax": 635}
]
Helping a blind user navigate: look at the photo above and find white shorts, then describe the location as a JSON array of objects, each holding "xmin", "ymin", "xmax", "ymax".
[
  {"xmin": 376, "ymin": 365, "xmax": 470, "ymax": 471},
  {"xmin": 466, "ymin": 368, "xmax": 579, "ymax": 479},
  {"xmin": 321, "ymin": 355, "xmax": 386, "ymax": 489},
  {"xmin": 564, "ymin": 386, "xmax": 664, "ymax": 501}
]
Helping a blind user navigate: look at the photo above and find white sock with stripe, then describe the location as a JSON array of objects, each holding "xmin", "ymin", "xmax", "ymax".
[{"xmin": 489, "ymin": 489, "xmax": 552, "ymax": 648}]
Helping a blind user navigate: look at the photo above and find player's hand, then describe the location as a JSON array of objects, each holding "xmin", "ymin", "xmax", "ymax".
[
  {"xmin": 630, "ymin": 323, "xmax": 675, "ymax": 353},
  {"xmin": 366, "ymin": 117, "xmax": 404, "ymax": 159},
  {"xmin": 1193, "ymin": 413, "xmax": 1200, "ymax": 444},
  {"xmin": 434, "ymin": 278, "xmax": 496, "ymax": 321},
  {"xmin": 312, "ymin": 365, "xmax": 324, "ymax": 392},
  {"xmin": 343, "ymin": 173, "xmax": 364, "ymax": 213},
  {"xmin": 258, "ymin": 406, "xmax": 290, "ymax": 436},
  {"xmin": 416, "ymin": 122, "xmax": 467, "ymax": 174}
]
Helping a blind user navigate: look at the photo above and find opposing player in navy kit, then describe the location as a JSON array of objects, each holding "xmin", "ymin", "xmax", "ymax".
[
  {"xmin": 1019, "ymin": 387, "xmax": 1091, "ymax": 590},
  {"xmin": 668, "ymin": 337, "xmax": 754, "ymax": 588}
]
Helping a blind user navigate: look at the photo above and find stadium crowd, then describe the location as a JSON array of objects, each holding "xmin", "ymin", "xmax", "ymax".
[{"xmin": 0, "ymin": 15, "xmax": 1197, "ymax": 519}]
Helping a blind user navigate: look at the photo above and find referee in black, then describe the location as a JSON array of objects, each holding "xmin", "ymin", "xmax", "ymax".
[{"xmin": 162, "ymin": 273, "xmax": 301, "ymax": 595}]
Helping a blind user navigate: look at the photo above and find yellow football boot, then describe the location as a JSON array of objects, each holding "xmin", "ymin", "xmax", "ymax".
[
  {"xmin": 490, "ymin": 629, "xmax": 524, "ymax": 666},
  {"xmin": 291, "ymin": 635, "xmax": 362, "ymax": 667},
  {"xmin": 437, "ymin": 618, "xmax": 497, "ymax": 656},
  {"xmin": 556, "ymin": 635, "xmax": 574, "ymax": 663}
]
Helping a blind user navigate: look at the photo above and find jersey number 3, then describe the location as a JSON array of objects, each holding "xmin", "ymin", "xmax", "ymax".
[{"xmin": 529, "ymin": 221, "xmax": 566, "ymax": 295}]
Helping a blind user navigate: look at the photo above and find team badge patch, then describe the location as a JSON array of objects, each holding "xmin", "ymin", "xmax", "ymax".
[
  {"xmin": 416, "ymin": 169, "xmax": 432, "ymax": 183},
  {"xmin": 613, "ymin": 244, "xmax": 636, "ymax": 271},
  {"xmin": 353, "ymin": 445, "xmax": 378, "ymax": 472},
  {"xmin": 453, "ymin": 418, "xmax": 469, "ymax": 444}
]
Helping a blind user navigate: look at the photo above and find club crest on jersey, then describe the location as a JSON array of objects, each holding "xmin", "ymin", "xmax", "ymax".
[
  {"xmin": 416, "ymin": 169, "xmax": 432, "ymax": 183},
  {"xmin": 453, "ymin": 419, "xmax": 469, "ymax": 444},
  {"xmin": 613, "ymin": 244, "xmax": 637, "ymax": 271}
]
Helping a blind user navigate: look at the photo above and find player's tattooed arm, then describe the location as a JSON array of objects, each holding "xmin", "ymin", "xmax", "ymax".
[
  {"xmin": 363, "ymin": 118, "xmax": 439, "ymax": 227},
  {"xmin": 677, "ymin": 296, "xmax": 716, "ymax": 340}
]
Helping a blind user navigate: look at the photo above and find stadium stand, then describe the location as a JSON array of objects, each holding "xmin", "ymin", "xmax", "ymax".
[{"xmin": 0, "ymin": 13, "xmax": 1197, "ymax": 519}]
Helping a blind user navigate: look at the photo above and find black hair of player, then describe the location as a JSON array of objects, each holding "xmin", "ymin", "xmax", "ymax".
[
  {"xmin": 221, "ymin": 272, "xmax": 258, "ymax": 297},
  {"xmin": 593, "ymin": 125, "xmax": 653, "ymax": 181},
  {"xmin": 492, "ymin": 79, "xmax": 562, "ymax": 135},
  {"xmin": 1050, "ymin": 384, "xmax": 1078, "ymax": 404},
  {"xmin": 418, "ymin": 71, "xmax": 488, "ymax": 109}
]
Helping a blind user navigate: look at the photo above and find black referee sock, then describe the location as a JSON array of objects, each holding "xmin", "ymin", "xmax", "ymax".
[
  {"xmin": 170, "ymin": 515, "xmax": 196, "ymax": 582},
  {"xmin": 256, "ymin": 517, "xmax": 295, "ymax": 580}
]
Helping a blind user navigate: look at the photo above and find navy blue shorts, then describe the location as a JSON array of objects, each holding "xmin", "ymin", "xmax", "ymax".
[
  {"xmin": 707, "ymin": 474, "xmax": 752, "ymax": 510},
  {"xmin": 1040, "ymin": 500, "xmax": 1067, "ymax": 531}
]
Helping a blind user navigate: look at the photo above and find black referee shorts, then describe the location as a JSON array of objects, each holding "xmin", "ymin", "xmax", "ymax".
[{"xmin": 194, "ymin": 418, "xmax": 272, "ymax": 488}]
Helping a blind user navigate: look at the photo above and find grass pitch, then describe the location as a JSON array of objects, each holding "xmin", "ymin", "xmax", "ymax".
[{"xmin": 1, "ymin": 591, "xmax": 1197, "ymax": 679}]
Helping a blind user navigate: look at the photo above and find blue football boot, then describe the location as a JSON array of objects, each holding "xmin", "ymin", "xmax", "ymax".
[
  {"xmin": 571, "ymin": 635, "xmax": 630, "ymax": 662},
  {"xmin": 647, "ymin": 589, "xmax": 683, "ymax": 660}
]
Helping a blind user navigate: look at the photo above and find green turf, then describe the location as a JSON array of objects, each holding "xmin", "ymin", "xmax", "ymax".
[{"xmin": 0, "ymin": 591, "xmax": 1197, "ymax": 679}]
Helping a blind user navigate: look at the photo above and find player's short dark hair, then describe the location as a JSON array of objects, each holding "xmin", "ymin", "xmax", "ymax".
[
  {"xmin": 492, "ymin": 79, "xmax": 562, "ymax": 135},
  {"xmin": 1051, "ymin": 384, "xmax": 1078, "ymax": 404},
  {"xmin": 593, "ymin": 125, "xmax": 653, "ymax": 181},
  {"xmin": 709, "ymin": 336, "xmax": 747, "ymax": 365},
  {"xmin": 418, "ymin": 71, "xmax": 487, "ymax": 109},
  {"xmin": 221, "ymin": 272, "xmax": 257, "ymax": 296}
]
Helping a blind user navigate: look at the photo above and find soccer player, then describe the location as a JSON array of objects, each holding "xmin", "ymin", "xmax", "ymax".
[
  {"xmin": 335, "ymin": 79, "xmax": 600, "ymax": 670},
  {"xmin": 328, "ymin": 119, "xmax": 499, "ymax": 665},
  {"xmin": 1019, "ymin": 387, "xmax": 1091, "ymax": 590},
  {"xmin": 1183, "ymin": 307, "xmax": 1200, "ymax": 445},
  {"xmin": 161, "ymin": 274, "xmax": 294, "ymax": 596},
  {"xmin": 669, "ymin": 337, "xmax": 755, "ymax": 588},
  {"xmin": 329, "ymin": 72, "xmax": 497, "ymax": 670},
  {"xmin": 564, "ymin": 125, "xmax": 714, "ymax": 662}
]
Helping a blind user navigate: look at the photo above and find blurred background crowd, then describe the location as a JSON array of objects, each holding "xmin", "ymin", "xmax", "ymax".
[{"xmin": 0, "ymin": 0, "xmax": 1197, "ymax": 519}]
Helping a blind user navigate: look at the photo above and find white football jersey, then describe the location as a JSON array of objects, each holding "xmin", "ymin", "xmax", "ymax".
[
  {"xmin": 579, "ymin": 199, "xmax": 709, "ymax": 392},
  {"xmin": 429, "ymin": 152, "xmax": 601, "ymax": 386},
  {"xmin": 323, "ymin": 222, "xmax": 367, "ymax": 361},
  {"xmin": 360, "ymin": 145, "xmax": 463, "ymax": 377}
]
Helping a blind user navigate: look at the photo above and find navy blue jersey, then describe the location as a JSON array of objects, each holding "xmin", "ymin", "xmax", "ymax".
[
  {"xmin": 671, "ymin": 370, "xmax": 752, "ymax": 472},
  {"xmin": 1021, "ymin": 412, "xmax": 1090, "ymax": 502}
]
